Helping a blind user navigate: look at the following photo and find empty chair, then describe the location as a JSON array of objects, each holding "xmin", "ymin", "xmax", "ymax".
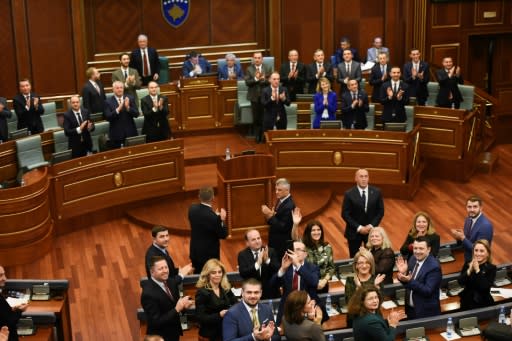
[
  {"xmin": 234, "ymin": 80, "xmax": 252, "ymax": 124},
  {"xmin": 437, "ymin": 247, "xmax": 455, "ymax": 263},
  {"xmin": 426, "ymin": 82, "xmax": 439, "ymax": 106},
  {"xmin": 405, "ymin": 105, "xmax": 414, "ymax": 132},
  {"xmin": 134, "ymin": 116, "xmax": 144, "ymax": 135},
  {"xmin": 90, "ymin": 121, "xmax": 109, "ymax": 152},
  {"xmin": 42, "ymin": 101, "xmax": 56, "ymax": 115},
  {"xmin": 366, "ymin": 104, "xmax": 375, "ymax": 130},
  {"xmin": 285, "ymin": 103, "xmax": 297, "ymax": 130},
  {"xmin": 405, "ymin": 327, "xmax": 426, "ymax": 340},
  {"xmin": 262, "ymin": 56, "xmax": 275, "ymax": 72},
  {"xmin": 52, "ymin": 129, "xmax": 69, "ymax": 153},
  {"xmin": 158, "ymin": 56, "xmax": 169, "ymax": 84},
  {"xmin": 7, "ymin": 111, "xmax": 18, "ymax": 135},
  {"xmin": 136, "ymin": 88, "xmax": 150, "ymax": 113},
  {"xmin": 458, "ymin": 84, "xmax": 475, "ymax": 111},
  {"xmin": 15, "ymin": 134, "xmax": 49, "ymax": 180},
  {"xmin": 42, "ymin": 113, "xmax": 60, "ymax": 131}
]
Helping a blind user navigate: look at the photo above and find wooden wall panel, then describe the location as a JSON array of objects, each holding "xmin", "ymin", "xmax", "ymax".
[
  {"xmin": 211, "ymin": 0, "xmax": 256, "ymax": 44},
  {"xmin": 0, "ymin": 1, "xmax": 18, "ymax": 98},
  {"xmin": 474, "ymin": 0, "xmax": 504, "ymax": 25},
  {"xmin": 431, "ymin": 2, "xmax": 462, "ymax": 28},
  {"xmin": 430, "ymin": 44, "xmax": 460, "ymax": 67}
]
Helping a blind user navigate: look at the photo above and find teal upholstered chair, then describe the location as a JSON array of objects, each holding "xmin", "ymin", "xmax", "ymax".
[
  {"xmin": 405, "ymin": 105, "xmax": 415, "ymax": 132},
  {"xmin": 458, "ymin": 84, "xmax": 475, "ymax": 111},
  {"xmin": 158, "ymin": 56, "xmax": 169, "ymax": 84},
  {"xmin": 136, "ymin": 88, "xmax": 150, "ymax": 113},
  {"xmin": 52, "ymin": 129, "xmax": 69, "ymax": 153},
  {"xmin": 426, "ymin": 82, "xmax": 439, "ymax": 106},
  {"xmin": 263, "ymin": 56, "xmax": 275, "ymax": 72},
  {"xmin": 367, "ymin": 104, "xmax": 375, "ymax": 130},
  {"xmin": 285, "ymin": 103, "xmax": 297, "ymax": 130},
  {"xmin": 15, "ymin": 134, "xmax": 49, "ymax": 181},
  {"xmin": 235, "ymin": 80, "xmax": 252, "ymax": 125}
]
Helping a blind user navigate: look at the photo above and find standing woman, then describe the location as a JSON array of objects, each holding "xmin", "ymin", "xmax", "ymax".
[
  {"xmin": 349, "ymin": 285, "xmax": 406, "ymax": 341},
  {"xmin": 195, "ymin": 259, "xmax": 238, "ymax": 341},
  {"xmin": 312, "ymin": 77, "xmax": 337, "ymax": 128},
  {"xmin": 366, "ymin": 227, "xmax": 395, "ymax": 285},
  {"xmin": 303, "ymin": 220, "xmax": 336, "ymax": 293},
  {"xmin": 400, "ymin": 211, "xmax": 440, "ymax": 259},
  {"xmin": 458, "ymin": 239, "xmax": 496, "ymax": 310}
]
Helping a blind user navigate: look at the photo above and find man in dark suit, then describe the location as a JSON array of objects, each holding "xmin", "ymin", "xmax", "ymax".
[
  {"xmin": 436, "ymin": 56, "xmax": 464, "ymax": 109},
  {"xmin": 182, "ymin": 51, "xmax": 212, "ymax": 78},
  {"xmin": 63, "ymin": 95, "xmax": 94, "ymax": 158},
  {"xmin": 103, "ymin": 80, "xmax": 139, "ymax": 148},
  {"xmin": 261, "ymin": 178, "xmax": 296, "ymax": 259},
  {"xmin": 334, "ymin": 37, "xmax": 361, "ymax": 64},
  {"xmin": 0, "ymin": 97, "xmax": 12, "ymax": 142},
  {"xmin": 218, "ymin": 53, "xmax": 244, "ymax": 80},
  {"xmin": 129, "ymin": 34, "xmax": 160, "ymax": 86},
  {"xmin": 342, "ymin": 169, "xmax": 385, "ymax": 257},
  {"xmin": 450, "ymin": 195, "xmax": 494, "ymax": 262},
  {"xmin": 112, "ymin": 53, "xmax": 142, "ymax": 104},
  {"xmin": 369, "ymin": 52, "xmax": 391, "ymax": 103},
  {"xmin": 403, "ymin": 49, "xmax": 429, "ymax": 106},
  {"xmin": 279, "ymin": 49, "xmax": 305, "ymax": 101},
  {"xmin": 222, "ymin": 278, "xmax": 279, "ymax": 341},
  {"xmin": 81, "ymin": 67, "xmax": 106, "ymax": 115},
  {"xmin": 188, "ymin": 186, "xmax": 228, "ymax": 273},
  {"xmin": 341, "ymin": 79, "xmax": 369, "ymax": 129},
  {"xmin": 306, "ymin": 49, "xmax": 334, "ymax": 94},
  {"xmin": 380, "ymin": 66, "xmax": 409, "ymax": 123},
  {"xmin": 12, "ymin": 79, "xmax": 44, "ymax": 135},
  {"xmin": 141, "ymin": 257, "xmax": 193, "ymax": 341},
  {"xmin": 238, "ymin": 229, "xmax": 280, "ymax": 299},
  {"xmin": 261, "ymin": 72, "xmax": 291, "ymax": 132},
  {"xmin": 337, "ymin": 49, "xmax": 362, "ymax": 94},
  {"xmin": 144, "ymin": 225, "xmax": 193, "ymax": 280},
  {"xmin": 396, "ymin": 237, "xmax": 442, "ymax": 319},
  {"xmin": 141, "ymin": 81, "xmax": 171, "ymax": 142},
  {"xmin": 245, "ymin": 52, "xmax": 271, "ymax": 143},
  {"xmin": 0, "ymin": 265, "xmax": 29, "ymax": 341}
]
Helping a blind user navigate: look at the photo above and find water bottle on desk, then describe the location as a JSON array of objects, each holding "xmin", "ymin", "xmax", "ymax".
[
  {"xmin": 225, "ymin": 146, "xmax": 231, "ymax": 160},
  {"xmin": 325, "ymin": 294, "xmax": 332, "ymax": 314},
  {"xmin": 327, "ymin": 334, "xmax": 334, "ymax": 341},
  {"xmin": 446, "ymin": 317, "xmax": 454, "ymax": 338},
  {"xmin": 498, "ymin": 305, "xmax": 506, "ymax": 324}
]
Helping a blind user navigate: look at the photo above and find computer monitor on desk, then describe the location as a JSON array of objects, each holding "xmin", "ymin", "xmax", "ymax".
[
  {"xmin": 125, "ymin": 135, "xmax": 146, "ymax": 147},
  {"xmin": 320, "ymin": 120, "xmax": 342, "ymax": 129},
  {"xmin": 384, "ymin": 122, "xmax": 407, "ymax": 132}
]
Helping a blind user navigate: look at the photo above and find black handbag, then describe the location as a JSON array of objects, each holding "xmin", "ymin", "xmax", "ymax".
[{"xmin": 482, "ymin": 321, "xmax": 512, "ymax": 341}]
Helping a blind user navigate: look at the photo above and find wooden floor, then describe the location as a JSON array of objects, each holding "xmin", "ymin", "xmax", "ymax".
[{"xmin": 5, "ymin": 137, "xmax": 512, "ymax": 341}]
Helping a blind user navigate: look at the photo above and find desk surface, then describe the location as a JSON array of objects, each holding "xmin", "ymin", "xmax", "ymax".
[{"xmin": 20, "ymin": 326, "xmax": 53, "ymax": 341}]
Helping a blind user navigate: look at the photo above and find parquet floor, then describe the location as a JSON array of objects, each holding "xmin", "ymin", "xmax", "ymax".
[{"xmin": 5, "ymin": 142, "xmax": 512, "ymax": 341}]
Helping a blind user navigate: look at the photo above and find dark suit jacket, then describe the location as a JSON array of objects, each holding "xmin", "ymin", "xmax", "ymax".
[
  {"xmin": 342, "ymin": 185, "xmax": 384, "ymax": 241},
  {"xmin": 222, "ymin": 301, "xmax": 280, "ymax": 341},
  {"xmin": 334, "ymin": 47, "xmax": 361, "ymax": 64},
  {"xmin": 340, "ymin": 90, "xmax": 369, "ymax": 129},
  {"xmin": 13, "ymin": 92, "xmax": 44, "ymax": 134},
  {"xmin": 218, "ymin": 64, "xmax": 244, "ymax": 80},
  {"xmin": 400, "ymin": 233, "xmax": 440, "ymax": 259},
  {"xmin": 279, "ymin": 61, "xmax": 306, "ymax": 101},
  {"xmin": 403, "ymin": 61, "xmax": 430, "ymax": 104},
  {"xmin": 111, "ymin": 68, "xmax": 142, "ymax": 103},
  {"xmin": 0, "ymin": 295, "xmax": 22, "ymax": 341},
  {"xmin": 371, "ymin": 247, "xmax": 396, "ymax": 285},
  {"xmin": 238, "ymin": 247, "xmax": 280, "ymax": 299},
  {"xmin": 337, "ymin": 61, "xmax": 362, "ymax": 93},
  {"xmin": 145, "ymin": 244, "xmax": 179, "ymax": 280},
  {"xmin": 0, "ymin": 97, "xmax": 12, "ymax": 141},
  {"xmin": 130, "ymin": 47, "xmax": 160, "ymax": 79},
  {"xmin": 63, "ymin": 108, "xmax": 94, "ymax": 158},
  {"xmin": 306, "ymin": 62, "xmax": 334, "ymax": 94},
  {"xmin": 81, "ymin": 80, "xmax": 106, "ymax": 114},
  {"xmin": 436, "ymin": 69, "xmax": 464, "ymax": 107},
  {"xmin": 282, "ymin": 319, "xmax": 325, "ymax": 341},
  {"xmin": 458, "ymin": 261, "xmax": 496, "ymax": 310},
  {"xmin": 461, "ymin": 214, "xmax": 493, "ymax": 262},
  {"xmin": 401, "ymin": 254, "xmax": 442, "ymax": 318},
  {"xmin": 312, "ymin": 91, "xmax": 337, "ymax": 128},
  {"xmin": 195, "ymin": 287, "xmax": 237, "ymax": 340},
  {"xmin": 103, "ymin": 95, "xmax": 139, "ymax": 143},
  {"xmin": 266, "ymin": 196, "xmax": 295, "ymax": 259},
  {"xmin": 261, "ymin": 85, "xmax": 291, "ymax": 130},
  {"xmin": 244, "ymin": 64, "xmax": 272, "ymax": 102},
  {"xmin": 380, "ymin": 80, "xmax": 409, "ymax": 123},
  {"xmin": 140, "ymin": 278, "xmax": 182, "ymax": 341},
  {"xmin": 141, "ymin": 94, "xmax": 170, "ymax": 142},
  {"xmin": 182, "ymin": 57, "xmax": 212, "ymax": 78},
  {"xmin": 369, "ymin": 63, "xmax": 391, "ymax": 102},
  {"xmin": 188, "ymin": 203, "xmax": 228, "ymax": 270},
  {"xmin": 353, "ymin": 312, "xmax": 396, "ymax": 341}
]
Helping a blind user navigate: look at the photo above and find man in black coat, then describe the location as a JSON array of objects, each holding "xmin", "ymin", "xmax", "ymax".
[
  {"xmin": 130, "ymin": 34, "xmax": 160, "ymax": 86},
  {"xmin": 342, "ymin": 169, "xmax": 385, "ymax": 257},
  {"xmin": 141, "ymin": 81, "xmax": 171, "ymax": 142},
  {"xmin": 436, "ymin": 57, "xmax": 464, "ymax": 109},
  {"xmin": 12, "ymin": 79, "xmax": 44, "ymax": 135},
  {"xmin": 188, "ymin": 186, "xmax": 228, "ymax": 273},
  {"xmin": 0, "ymin": 97, "xmax": 12, "ymax": 142},
  {"xmin": 81, "ymin": 67, "xmax": 106, "ymax": 115},
  {"xmin": 279, "ymin": 49, "xmax": 306, "ymax": 101},
  {"xmin": 380, "ymin": 66, "xmax": 409, "ymax": 123},
  {"xmin": 261, "ymin": 72, "xmax": 291, "ymax": 132},
  {"xmin": 63, "ymin": 95, "xmax": 94, "ymax": 158},
  {"xmin": 1, "ymin": 265, "xmax": 29, "ymax": 341}
]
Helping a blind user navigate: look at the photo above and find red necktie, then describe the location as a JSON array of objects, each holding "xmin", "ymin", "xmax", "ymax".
[
  {"xmin": 292, "ymin": 270, "xmax": 299, "ymax": 290},
  {"xmin": 163, "ymin": 282, "xmax": 175, "ymax": 301},
  {"xmin": 143, "ymin": 50, "xmax": 150, "ymax": 77}
]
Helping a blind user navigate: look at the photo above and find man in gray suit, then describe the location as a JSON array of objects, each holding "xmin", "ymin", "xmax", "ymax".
[
  {"xmin": 337, "ymin": 49, "xmax": 362, "ymax": 94},
  {"xmin": 245, "ymin": 52, "xmax": 271, "ymax": 143},
  {"xmin": 112, "ymin": 53, "xmax": 142, "ymax": 105}
]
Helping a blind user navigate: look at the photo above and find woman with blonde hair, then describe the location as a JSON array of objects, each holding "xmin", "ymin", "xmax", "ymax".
[
  {"xmin": 400, "ymin": 211, "xmax": 440, "ymax": 259},
  {"xmin": 312, "ymin": 77, "xmax": 337, "ymax": 128},
  {"xmin": 195, "ymin": 259, "xmax": 237, "ymax": 341},
  {"xmin": 365, "ymin": 227, "xmax": 395, "ymax": 285}
]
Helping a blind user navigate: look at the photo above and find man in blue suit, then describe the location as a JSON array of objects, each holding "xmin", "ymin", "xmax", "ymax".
[
  {"xmin": 396, "ymin": 237, "xmax": 442, "ymax": 319},
  {"xmin": 218, "ymin": 53, "xmax": 244, "ymax": 80},
  {"xmin": 450, "ymin": 195, "xmax": 494, "ymax": 262},
  {"xmin": 223, "ymin": 278, "xmax": 280, "ymax": 341},
  {"xmin": 182, "ymin": 51, "xmax": 212, "ymax": 78}
]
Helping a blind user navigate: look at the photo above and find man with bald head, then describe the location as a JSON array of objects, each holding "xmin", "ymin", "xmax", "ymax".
[
  {"xmin": 279, "ymin": 49, "xmax": 305, "ymax": 101},
  {"xmin": 1, "ymin": 265, "xmax": 29, "ymax": 341},
  {"xmin": 238, "ymin": 229, "xmax": 280, "ymax": 299},
  {"xmin": 342, "ymin": 169, "xmax": 385, "ymax": 257},
  {"xmin": 63, "ymin": 95, "xmax": 95, "ymax": 157}
]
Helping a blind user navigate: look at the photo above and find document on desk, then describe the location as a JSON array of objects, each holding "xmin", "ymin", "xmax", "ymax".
[
  {"xmin": 6, "ymin": 297, "xmax": 29, "ymax": 307},
  {"xmin": 440, "ymin": 331, "xmax": 461, "ymax": 340},
  {"xmin": 490, "ymin": 287, "xmax": 512, "ymax": 298},
  {"xmin": 381, "ymin": 300, "xmax": 398, "ymax": 309}
]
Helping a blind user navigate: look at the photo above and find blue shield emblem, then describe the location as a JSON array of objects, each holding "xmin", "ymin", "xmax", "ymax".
[{"xmin": 162, "ymin": 0, "xmax": 191, "ymax": 28}]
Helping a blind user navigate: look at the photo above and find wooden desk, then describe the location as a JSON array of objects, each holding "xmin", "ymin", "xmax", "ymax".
[
  {"xmin": 26, "ymin": 295, "xmax": 72, "ymax": 341},
  {"xmin": 21, "ymin": 326, "xmax": 53, "ymax": 341}
]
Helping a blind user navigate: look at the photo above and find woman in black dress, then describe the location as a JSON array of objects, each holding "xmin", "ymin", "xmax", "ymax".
[{"xmin": 400, "ymin": 211, "xmax": 440, "ymax": 259}]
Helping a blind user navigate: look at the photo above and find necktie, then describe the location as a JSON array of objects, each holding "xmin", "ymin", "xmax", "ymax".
[
  {"xmin": 361, "ymin": 190, "xmax": 366, "ymax": 211},
  {"xmin": 292, "ymin": 270, "xmax": 299, "ymax": 290},
  {"xmin": 251, "ymin": 308, "xmax": 260, "ymax": 329},
  {"xmin": 352, "ymin": 92, "xmax": 357, "ymax": 101},
  {"xmin": 93, "ymin": 82, "xmax": 100, "ymax": 94},
  {"xmin": 143, "ymin": 50, "xmax": 150, "ymax": 77},
  {"xmin": 25, "ymin": 95, "xmax": 30, "ymax": 104},
  {"xmin": 274, "ymin": 88, "xmax": 279, "ymax": 102},
  {"xmin": 318, "ymin": 63, "xmax": 322, "ymax": 70},
  {"xmin": 347, "ymin": 63, "xmax": 351, "ymax": 75},
  {"xmin": 163, "ymin": 281, "xmax": 175, "ymax": 301},
  {"xmin": 381, "ymin": 65, "xmax": 384, "ymax": 74},
  {"xmin": 411, "ymin": 262, "xmax": 420, "ymax": 279},
  {"xmin": 291, "ymin": 62, "xmax": 296, "ymax": 72},
  {"xmin": 76, "ymin": 112, "xmax": 83, "ymax": 124},
  {"xmin": 253, "ymin": 251, "xmax": 258, "ymax": 261},
  {"xmin": 118, "ymin": 97, "xmax": 123, "ymax": 105},
  {"xmin": 124, "ymin": 70, "xmax": 128, "ymax": 79},
  {"xmin": 394, "ymin": 82, "xmax": 398, "ymax": 94}
]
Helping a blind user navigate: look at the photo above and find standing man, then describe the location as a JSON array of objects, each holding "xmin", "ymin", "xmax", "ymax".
[
  {"xmin": 450, "ymin": 195, "xmax": 494, "ymax": 262},
  {"xmin": 337, "ymin": 49, "xmax": 362, "ymax": 94},
  {"xmin": 245, "ymin": 52, "xmax": 271, "ymax": 143},
  {"xmin": 12, "ymin": 79, "xmax": 44, "ymax": 135},
  {"xmin": 342, "ymin": 169, "xmax": 384, "ymax": 257},
  {"xmin": 341, "ymin": 79, "xmax": 369, "ymax": 130},
  {"xmin": 369, "ymin": 52, "xmax": 390, "ymax": 103},
  {"xmin": 81, "ymin": 67, "xmax": 106, "ymax": 115},
  {"xmin": 403, "ymin": 49, "xmax": 430, "ymax": 106},
  {"xmin": 0, "ymin": 265, "xmax": 29, "ymax": 341},
  {"xmin": 334, "ymin": 37, "xmax": 361, "ymax": 64},
  {"xmin": 380, "ymin": 66, "xmax": 409, "ymax": 124},
  {"xmin": 436, "ymin": 56, "xmax": 464, "ymax": 109},
  {"xmin": 182, "ymin": 51, "xmax": 212, "ymax": 78},
  {"xmin": 141, "ymin": 81, "xmax": 171, "ymax": 142},
  {"xmin": 144, "ymin": 225, "xmax": 193, "ymax": 280},
  {"xmin": 279, "ymin": 49, "xmax": 306, "ymax": 101},
  {"xmin": 112, "ymin": 53, "xmax": 142, "ymax": 105},
  {"xmin": 130, "ymin": 34, "xmax": 160, "ymax": 86},
  {"xmin": 188, "ymin": 186, "xmax": 228, "ymax": 273},
  {"xmin": 141, "ymin": 257, "xmax": 193, "ymax": 341},
  {"xmin": 238, "ymin": 229, "xmax": 280, "ymax": 299},
  {"xmin": 396, "ymin": 237, "xmax": 442, "ymax": 319},
  {"xmin": 261, "ymin": 72, "xmax": 291, "ymax": 132},
  {"xmin": 366, "ymin": 37, "xmax": 390, "ymax": 63},
  {"xmin": 306, "ymin": 49, "xmax": 334, "ymax": 94},
  {"xmin": 63, "ymin": 95, "xmax": 94, "ymax": 158},
  {"xmin": 103, "ymin": 80, "xmax": 139, "ymax": 148},
  {"xmin": 0, "ymin": 97, "xmax": 12, "ymax": 142},
  {"xmin": 222, "ymin": 278, "xmax": 279, "ymax": 341},
  {"xmin": 262, "ymin": 178, "xmax": 295, "ymax": 259}
]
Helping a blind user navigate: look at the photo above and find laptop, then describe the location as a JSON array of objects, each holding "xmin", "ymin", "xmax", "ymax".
[
  {"xmin": 320, "ymin": 120, "xmax": 342, "ymax": 129},
  {"xmin": 17, "ymin": 317, "xmax": 36, "ymax": 336},
  {"xmin": 395, "ymin": 288, "xmax": 406, "ymax": 306},
  {"xmin": 494, "ymin": 269, "xmax": 512, "ymax": 286},
  {"xmin": 458, "ymin": 317, "xmax": 480, "ymax": 336},
  {"xmin": 31, "ymin": 284, "xmax": 50, "ymax": 301},
  {"xmin": 447, "ymin": 279, "xmax": 464, "ymax": 296},
  {"xmin": 437, "ymin": 247, "xmax": 455, "ymax": 263}
]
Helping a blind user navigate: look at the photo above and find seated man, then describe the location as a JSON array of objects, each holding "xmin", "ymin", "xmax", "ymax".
[
  {"xmin": 380, "ymin": 66, "xmax": 409, "ymax": 123},
  {"xmin": 218, "ymin": 53, "xmax": 244, "ymax": 80},
  {"xmin": 366, "ymin": 36, "xmax": 390, "ymax": 63},
  {"xmin": 182, "ymin": 51, "xmax": 212, "ymax": 78}
]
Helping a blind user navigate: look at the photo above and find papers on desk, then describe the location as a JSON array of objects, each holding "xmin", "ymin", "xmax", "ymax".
[
  {"xmin": 381, "ymin": 300, "xmax": 398, "ymax": 309},
  {"xmin": 331, "ymin": 275, "xmax": 339, "ymax": 281},
  {"xmin": 6, "ymin": 297, "xmax": 29, "ymax": 307},
  {"xmin": 440, "ymin": 332, "xmax": 461, "ymax": 340},
  {"xmin": 327, "ymin": 307, "xmax": 340, "ymax": 317},
  {"xmin": 490, "ymin": 287, "xmax": 512, "ymax": 298},
  {"xmin": 361, "ymin": 61, "xmax": 375, "ymax": 71}
]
